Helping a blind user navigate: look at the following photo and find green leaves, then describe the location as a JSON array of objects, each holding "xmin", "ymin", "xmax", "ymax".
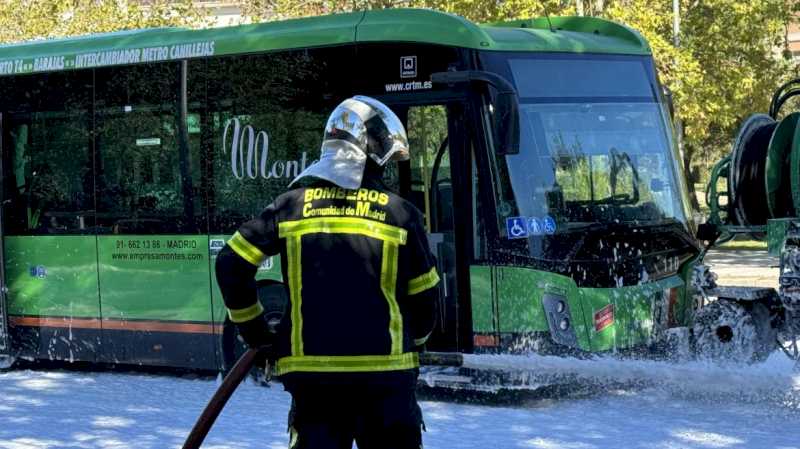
[{"xmin": 0, "ymin": 0, "xmax": 204, "ymax": 43}]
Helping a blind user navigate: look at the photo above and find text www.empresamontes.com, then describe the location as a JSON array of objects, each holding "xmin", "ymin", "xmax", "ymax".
[{"xmin": 111, "ymin": 252, "xmax": 204, "ymax": 261}]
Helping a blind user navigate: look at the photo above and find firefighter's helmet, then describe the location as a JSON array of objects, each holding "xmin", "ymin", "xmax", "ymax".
[{"xmin": 291, "ymin": 96, "xmax": 409, "ymax": 189}]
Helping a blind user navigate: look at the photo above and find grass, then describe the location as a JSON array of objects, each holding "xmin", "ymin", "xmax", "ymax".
[{"xmin": 717, "ymin": 238, "xmax": 768, "ymax": 251}]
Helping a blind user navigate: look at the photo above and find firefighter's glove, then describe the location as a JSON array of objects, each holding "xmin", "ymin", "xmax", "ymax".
[{"xmin": 236, "ymin": 312, "xmax": 275, "ymax": 350}]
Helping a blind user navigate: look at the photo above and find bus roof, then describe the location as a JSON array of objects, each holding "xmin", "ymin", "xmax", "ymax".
[{"xmin": 0, "ymin": 9, "xmax": 650, "ymax": 77}]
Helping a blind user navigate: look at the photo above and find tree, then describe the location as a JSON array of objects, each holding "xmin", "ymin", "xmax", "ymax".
[
  {"xmin": 242, "ymin": 0, "xmax": 572, "ymax": 22},
  {"xmin": 668, "ymin": 0, "xmax": 796, "ymax": 209},
  {"xmin": 0, "ymin": 0, "xmax": 204, "ymax": 43}
]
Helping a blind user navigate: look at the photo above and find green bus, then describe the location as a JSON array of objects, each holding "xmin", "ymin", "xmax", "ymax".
[{"xmin": 0, "ymin": 9, "xmax": 700, "ymax": 374}]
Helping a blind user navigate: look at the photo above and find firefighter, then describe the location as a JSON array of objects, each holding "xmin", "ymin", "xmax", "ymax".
[{"xmin": 215, "ymin": 95, "xmax": 439, "ymax": 449}]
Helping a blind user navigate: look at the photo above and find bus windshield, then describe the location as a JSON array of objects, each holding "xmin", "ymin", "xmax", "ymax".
[
  {"xmin": 483, "ymin": 53, "xmax": 696, "ymax": 274},
  {"xmin": 481, "ymin": 52, "xmax": 695, "ymax": 270}
]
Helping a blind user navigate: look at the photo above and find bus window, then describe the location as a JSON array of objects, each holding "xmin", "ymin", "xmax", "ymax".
[
  {"xmin": 198, "ymin": 48, "xmax": 353, "ymax": 233},
  {"xmin": 407, "ymin": 105, "xmax": 450, "ymax": 232},
  {"xmin": 1, "ymin": 72, "xmax": 95, "ymax": 235},
  {"xmin": 406, "ymin": 104, "xmax": 459, "ymax": 351},
  {"xmin": 472, "ymin": 148, "xmax": 488, "ymax": 261},
  {"xmin": 94, "ymin": 62, "xmax": 203, "ymax": 235}
]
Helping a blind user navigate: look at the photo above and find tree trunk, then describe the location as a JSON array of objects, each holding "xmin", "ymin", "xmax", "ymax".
[
  {"xmin": 682, "ymin": 142, "xmax": 702, "ymax": 214},
  {"xmin": 596, "ymin": 0, "xmax": 604, "ymax": 12}
]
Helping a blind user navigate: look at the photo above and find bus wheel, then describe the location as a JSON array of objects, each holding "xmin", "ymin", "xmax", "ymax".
[
  {"xmin": 693, "ymin": 300, "xmax": 776, "ymax": 364},
  {"xmin": 221, "ymin": 280, "xmax": 288, "ymax": 380}
]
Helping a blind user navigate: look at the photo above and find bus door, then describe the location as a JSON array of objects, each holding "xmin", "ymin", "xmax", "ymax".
[
  {"xmin": 0, "ymin": 249, "xmax": 8, "ymax": 362},
  {"xmin": 0, "ymin": 72, "xmax": 102, "ymax": 364},
  {"xmin": 0, "ymin": 114, "xmax": 9, "ymax": 361},
  {"xmin": 92, "ymin": 62, "xmax": 214, "ymax": 369},
  {"xmin": 401, "ymin": 103, "xmax": 473, "ymax": 352}
]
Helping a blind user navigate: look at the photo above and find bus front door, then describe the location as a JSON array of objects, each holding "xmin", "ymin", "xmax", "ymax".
[{"xmin": 403, "ymin": 104, "xmax": 470, "ymax": 353}]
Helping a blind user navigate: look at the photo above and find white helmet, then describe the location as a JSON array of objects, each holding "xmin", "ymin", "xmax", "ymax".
[{"xmin": 291, "ymin": 95, "xmax": 409, "ymax": 189}]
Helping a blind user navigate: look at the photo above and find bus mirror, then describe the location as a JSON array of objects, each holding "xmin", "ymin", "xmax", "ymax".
[{"xmin": 431, "ymin": 70, "xmax": 520, "ymax": 155}]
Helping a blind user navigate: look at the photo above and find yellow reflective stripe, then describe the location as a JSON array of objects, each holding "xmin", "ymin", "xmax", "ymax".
[
  {"xmin": 277, "ymin": 217, "xmax": 408, "ymax": 361},
  {"xmin": 278, "ymin": 217, "xmax": 407, "ymax": 245},
  {"xmin": 381, "ymin": 241, "xmax": 402, "ymax": 355},
  {"xmin": 274, "ymin": 353, "xmax": 419, "ymax": 375},
  {"xmin": 408, "ymin": 267, "xmax": 440, "ymax": 295},
  {"xmin": 226, "ymin": 302, "xmax": 264, "ymax": 323},
  {"xmin": 287, "ymin": 236, "xmax": 303, "ymax": 356},
  {"xmin": 227, "ymin": 232, "xmax": 266, "ymax": 266}
]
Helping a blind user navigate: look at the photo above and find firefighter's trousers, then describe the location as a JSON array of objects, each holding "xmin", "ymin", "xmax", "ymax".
[{"xmin": 287, "ymin": 384, "xmax": 424, "ymax": 449}]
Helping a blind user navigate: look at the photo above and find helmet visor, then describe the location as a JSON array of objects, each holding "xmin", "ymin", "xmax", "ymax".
[{"xmin": 353, "ymin": 95, "xmax": 410, "ymax": 166}]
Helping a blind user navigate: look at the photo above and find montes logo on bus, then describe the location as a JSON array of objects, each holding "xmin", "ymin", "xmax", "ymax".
[{"xmin": 222, "ymin": 118, "xmax": 310, "ymax": 181}]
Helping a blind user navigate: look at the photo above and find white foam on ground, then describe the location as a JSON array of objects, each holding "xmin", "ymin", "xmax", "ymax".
[
  {"xmin": 462, "ymin": 351, "xmax": 800, "ymax": 404},
  {"xmin": 2, "ymin": 363, "xmax": 800, "ymax": 448}
]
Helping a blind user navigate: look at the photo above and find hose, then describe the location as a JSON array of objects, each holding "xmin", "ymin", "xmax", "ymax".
[{"xmin": 769, "ymin": 78, "xmax": 800, "ymax": 118}]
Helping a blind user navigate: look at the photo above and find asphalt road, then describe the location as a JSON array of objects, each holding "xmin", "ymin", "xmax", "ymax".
[{"xmin": 704, "ymin": 249, "xmax": 779, "ymax": 289}]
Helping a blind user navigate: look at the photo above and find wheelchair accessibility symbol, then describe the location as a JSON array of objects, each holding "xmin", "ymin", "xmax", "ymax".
[
  {"xmin": 543, "ymin": 215, "xmax": 557, "ymax": 234},
  {"xmin": 506, "ymin": 217, "xmax": 528, "ymax": 239}
]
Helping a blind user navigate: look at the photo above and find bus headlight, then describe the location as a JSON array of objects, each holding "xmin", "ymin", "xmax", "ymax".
[{"xmin": 542, "ymin": 293, "xmax": 579, "ymax": 349}]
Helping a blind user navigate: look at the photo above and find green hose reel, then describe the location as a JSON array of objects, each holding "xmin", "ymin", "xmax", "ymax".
[
  {"xmin": 765, "ymin": 111, "xmax": 800, "ymax": 219},
  {"xmin": 707, "ymin": 80, "xmax": 800, "ymax": 236}
]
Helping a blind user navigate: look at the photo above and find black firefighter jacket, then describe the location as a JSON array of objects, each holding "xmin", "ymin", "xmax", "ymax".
[{"xmin": 215, "ymin": 180, "xmax": 440, "ymax": 388}]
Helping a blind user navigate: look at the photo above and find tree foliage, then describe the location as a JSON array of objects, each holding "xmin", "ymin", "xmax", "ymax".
[
  {"xmin": 604, "ymin": 0, "xmax": 797, "ymax": 210},
  {"xmin": 243, "ymin": 0, "xmax": 799, "ymax": 211},
  {"xmin": 0, "ymin": 0, "xmax": 204, "ymax": 43}
]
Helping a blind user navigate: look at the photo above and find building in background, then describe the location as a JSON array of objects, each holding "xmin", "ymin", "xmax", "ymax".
[
  {"xmin": 790, "ymin": 21, "xmax": 800, "ymax": 60},
  {"xmin": 195, "ymin": 1, "xmax": 244, "ymax": 26}
]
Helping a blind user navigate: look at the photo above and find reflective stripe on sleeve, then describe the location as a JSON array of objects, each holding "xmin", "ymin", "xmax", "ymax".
[
  {"xmin": 274, "ymin": 352, "xmax": 419, "ymax": 375},
  {"xmin": 408, "ymin": 267, "xmax": 440, "ymax": 295},
  {"xmin": 227, "ymin": 231, "xmax": 267, "ymax": 266},
  {"xmin": 227, "ymin": 302, "xmax": 264, "ymax": 323}
]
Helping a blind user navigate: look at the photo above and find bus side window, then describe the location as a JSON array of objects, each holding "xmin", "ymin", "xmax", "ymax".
[
  {"xmin": 406, "ymin": 105, "xmax": 451, "ymax": 233},
  {"xmin": 94, "ymin": 62, "xmax": 202, "ymax": 235},
  {"xmin": 1, "ymin": 72, "xmax": 95, "ymax": 235},
  {"xmin": 199, "ymin": 47, "xmax": 353, "ymax": 234},
  {"xmin": 472, "ymin": 147, "xmax": 488, "ymax": 261}
]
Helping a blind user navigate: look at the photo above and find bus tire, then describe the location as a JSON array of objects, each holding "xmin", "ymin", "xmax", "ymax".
[
  {"xmin": 692, "ymin": 299, "xmax": 776, "ymax": 364},
  {"xmin": 221, "ymin": 280, "xmax": 288, "ymax": 378}
]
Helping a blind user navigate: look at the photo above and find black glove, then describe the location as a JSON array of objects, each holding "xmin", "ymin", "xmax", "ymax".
[
  {"xmin": 236, "ymin": 312, "xmax": 275, "ymax": 349},
  {"xmin": 237, "ymin": 312, "xmax": 278, "ymax": 371}
]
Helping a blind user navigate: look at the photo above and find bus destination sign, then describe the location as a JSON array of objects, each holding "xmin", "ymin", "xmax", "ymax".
[{"xmin": 0, "ymin": 40, "xmax": 216, "ymax": 76}]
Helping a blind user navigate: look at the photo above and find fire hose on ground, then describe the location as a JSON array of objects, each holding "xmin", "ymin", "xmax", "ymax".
[{"xmin": 181, "ymin": 348, "xmax": 464, "ymax": 449}]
